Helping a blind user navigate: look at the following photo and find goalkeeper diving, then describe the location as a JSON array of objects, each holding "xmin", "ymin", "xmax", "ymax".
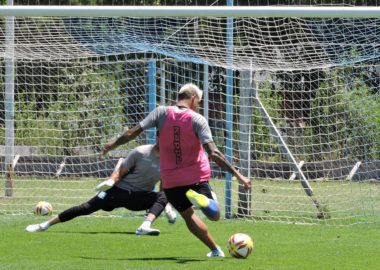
[{"xmin": 26, "ymin": 138, "xmax": 177, "ymax": 235}]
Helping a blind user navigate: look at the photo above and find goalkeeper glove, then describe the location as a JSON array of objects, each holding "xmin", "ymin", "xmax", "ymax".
[{"xmin": 95, "ymin": 179, "xmax": 115, "ymax": 191}]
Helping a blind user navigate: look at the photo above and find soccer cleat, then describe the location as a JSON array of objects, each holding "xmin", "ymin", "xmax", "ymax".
[
  {"xmin": 25, "ymin": 224, "xmax": 48, "ymax": 233},
  {"xmin": 207, "ymin": 246, "xmax": 225, "ymax": 258},
  {"xmin": 135, "ymin": 227, "xmax": 160, "ymax": 236},
  {"xmin": 186, "ymin": 189, "xmax": 210, "ymax": 208}
]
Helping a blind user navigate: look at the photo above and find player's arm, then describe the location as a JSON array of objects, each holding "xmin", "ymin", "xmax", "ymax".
[
  {"xmin": 109, "ymin": 164, "xmax": 129, "ymax": 183},
  {"xmin": 102, "ymin": 125, "xmax": 143, "ymax": 156},
  {"xmin": 194, "ymin": 114, "xmax": 251, "ymax": 190},
  {"xmin": 102, "ymin": 107, "xmax": 163, "ymax": 156},
  {"xmin": 96, "ymin": 149, "xmax": 137, "ymax": 191},
  {"xmin": 203, "ymin": 141, "xmax": 251, "ymax": 191},
  {"xmin": 96, "ymin": 159, "xmax": 129, "ymax": 191}
]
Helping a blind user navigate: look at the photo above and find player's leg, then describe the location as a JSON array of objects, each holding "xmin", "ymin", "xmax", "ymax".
[
  {"xmin": 122, "ymin": 190, "xmax": 167, "ymax": 236},
  {"xmin": 185, "ymin": 182, "xmax": 220, "ymax": 221},
  {"xmin": 26, "ymin": 190, "xmax": 113, "ymax": 233},
  {"xmin": 164, "ymin": 185, "xmax": 224, "ymax": 257},
  {"xmin": 179, "ymin": 207, "xmax": 224, "ymax": 257},
  {"xmin": 137, "ymin": 191, "xmax": 167, "ymax": 235},
  {"xmin": 164, "ymin": 203, "xmax": 177, "ymax": 224}
]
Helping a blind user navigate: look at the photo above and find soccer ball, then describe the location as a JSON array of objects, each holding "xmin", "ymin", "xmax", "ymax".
[
  {"xmin": 227, "ymin": 233, "xmax": 254, "ymax": 259},
  {"xmin": 34, "ymin": 201, "xmax": 53, "ymax": 216}
]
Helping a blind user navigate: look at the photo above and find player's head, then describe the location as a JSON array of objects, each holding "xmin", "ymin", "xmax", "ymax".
[
  {"xmin": 178, "ymin": 83, "xmax": 203, "ymax": 101},
  {"xmin": 178, "ymin": 83, "xmax": 203, "ymax": 111}
]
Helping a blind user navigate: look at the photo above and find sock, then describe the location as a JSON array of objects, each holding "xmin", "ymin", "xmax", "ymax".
[
  {"xmin": 213, "ymin": 245, "xmax": 221, "ymax": 251},
  {"xmin": 40, "ymin": 221, "xmax": 50, "ymax": 230},
  {"xmin": 164, "ymin": 204, "xmax": 173, "ymax": 214},
  {"xmin": 140, "ymin": 220, "xmax": 152, "ymax": 229},
  {"xmin": 211, "ymin": 245, "xmax": 221, "ymax": 253},
  {"xmin": 201, "ymin": 199, "xmax": 219, "ymax": 219}
]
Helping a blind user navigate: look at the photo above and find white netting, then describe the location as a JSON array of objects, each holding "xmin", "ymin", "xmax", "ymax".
[
  {"xmin": 3, "ymin": 16, "xmax": 380, "ymax": 69},
  {"xmin": 0, "ymin": 14, "xmax": 379, "ymax": 224}
]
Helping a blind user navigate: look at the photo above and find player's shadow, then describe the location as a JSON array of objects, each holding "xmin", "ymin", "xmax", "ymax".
[
  {"xmin": 50, "ymin": 231, "xmax": 137, "ymax": 235},
  {"xmin": 78, "ymin": 256, "xmax": 207, "ymax": 264}
]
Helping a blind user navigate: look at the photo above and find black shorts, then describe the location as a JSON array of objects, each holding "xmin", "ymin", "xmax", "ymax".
[
  {"xmin": 164, "ymin": 181, "xmax": 213, "ymax": 212},
  {"xmin": 94, "ymin": 186, "xmax": 167, "ymax": 212},
  {"xmin": 58, "ymin": 186, "xmax": 168, "ymax": 222}
]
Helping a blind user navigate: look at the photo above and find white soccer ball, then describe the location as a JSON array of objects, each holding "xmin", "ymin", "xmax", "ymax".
[
  {"xmin": 227, "ymin": 233, "xmax": 254, "ymax": 259},
  {"xmin": 34, "ymin": 201, "xmax": 53, "ymax": 216}
]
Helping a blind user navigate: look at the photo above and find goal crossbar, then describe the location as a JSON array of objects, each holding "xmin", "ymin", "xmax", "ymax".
[{"xmin": 1, "ymin": 6, "xmax": 380, "ymax": 18}]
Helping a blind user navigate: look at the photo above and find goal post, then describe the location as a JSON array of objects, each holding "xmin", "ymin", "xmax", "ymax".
[
  {"xmin": 1, "ymin": 5, "xmax": 380, "ymax": 18},
  {"xmin": 1, "ymin": 6, "xmax": 379, "ymax": 224},
  {"xmin": 4, "ymin": 0, "xmax": 15, "ymax": 198}
]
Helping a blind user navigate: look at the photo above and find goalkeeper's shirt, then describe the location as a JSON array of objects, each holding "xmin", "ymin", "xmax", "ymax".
[{"xmin": 115, "ymin": 144, "xmax": 160, "ymax": 192}]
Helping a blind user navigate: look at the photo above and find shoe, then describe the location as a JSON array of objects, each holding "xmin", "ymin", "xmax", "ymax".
[
  {"xmin": 135, "ymin": 227, "xmax": 160, "ymax": 236},
  {"xmin": 186, "ymin": 189, "xmax": 210, "ymax": 208},
  {"xmin": 25, "ymin": 224, "xmax": 48, "ymax": 233},
  {"xmin": 207, "ymin": 246, "xmax": 225, "ymax": 258},
  {"xmin": 166, "ymin": 210, "xmax": 177, "ymax": 224}
]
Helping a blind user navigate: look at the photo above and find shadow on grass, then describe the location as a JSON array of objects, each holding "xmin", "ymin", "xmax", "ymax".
[
  {"xmin": 50, "ymin": 231, "xmax": 137, "ymax": 235},
  {"xmin": 78, "ymin": 256, "xmax": 208, "ymax": 264}
]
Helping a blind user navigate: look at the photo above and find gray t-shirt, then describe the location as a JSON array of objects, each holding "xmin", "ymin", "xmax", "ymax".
[
  {"xmin": 139, "ymin": 106, "xmax": 213, "ymax": 144},
  {"xmin": 115, "ymin": 144, "xmax": 160, "ymax": 192}
]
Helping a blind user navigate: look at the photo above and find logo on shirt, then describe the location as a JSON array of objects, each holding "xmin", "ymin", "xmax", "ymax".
[{"xmin": 173, "ymin": 126, "xmax": 182, "ymax": 165}]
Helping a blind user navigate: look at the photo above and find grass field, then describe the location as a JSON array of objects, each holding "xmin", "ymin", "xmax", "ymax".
[
  {"xmin": 0, "ymin": 215, "xmax": 379, "ymax": 270},
  {"xmin": 1, "ymin": 176, "xmax": 379, "ymax": 269},
  {"xmin": 1, "ymin": 176, "xmax": 379, "ymax": 225}
]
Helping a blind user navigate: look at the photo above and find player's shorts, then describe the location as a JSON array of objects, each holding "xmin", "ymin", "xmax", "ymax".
[
  {"xmin": 164, "ymin": 181, "xmax": 213, "ymax": 212},
  {"xmin": 94, "ymin": 186, "xmax": 167, "ymax": 212},
  {"xmin": 58, "ymin": 186, "xmax": 168, "ymax": 222}
]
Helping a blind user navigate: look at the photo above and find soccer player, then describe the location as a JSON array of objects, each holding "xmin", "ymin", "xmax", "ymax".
[
  {"xmin": 102, "ymin": 83, "xmax": 251, "ymax": 257},
  {"xmin": 26, "ymin": 142, "xmax": 177, "ymax": 235}
]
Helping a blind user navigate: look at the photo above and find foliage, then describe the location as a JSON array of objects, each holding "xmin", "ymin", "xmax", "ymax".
[
  {"xmin": 251, "ymin": 76, "xmax": 284, "ymax": 162},
  {"xmin": 13, "ymin": 60, "xmax": 125, "ymax": 156},
  {"xmin": 308, "ymin": 64, "xmax": 380, "ymax": 161},
  {"xmin": 341, "ymin": 70, "xmax": 380, "ymax": 160}
]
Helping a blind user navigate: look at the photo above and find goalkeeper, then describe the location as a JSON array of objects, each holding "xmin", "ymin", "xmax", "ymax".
[{"xmin": 26, "ymin": 141, "xmax": 177, "ymax": 235}]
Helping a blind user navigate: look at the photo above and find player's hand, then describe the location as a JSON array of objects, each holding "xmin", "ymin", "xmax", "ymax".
[
  {"xmin": 234, "ymin": 172, "xmax": 251, "ymax": 191},
  {"xmin": 101, "ymin": 142, "xmax": 114, "ymax": 157},
  {"xmin": 95, "ymin": 179, "xmax": 115, "ymax": 191},
  {"xmin": 239, "ymin": 176, "xmax": 251, "ymax": 191}
]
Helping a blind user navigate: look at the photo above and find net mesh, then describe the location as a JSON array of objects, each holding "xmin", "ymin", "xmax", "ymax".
[{"xmin": 0, "ymin": 13, "xmax": 379, "ymax": 224}]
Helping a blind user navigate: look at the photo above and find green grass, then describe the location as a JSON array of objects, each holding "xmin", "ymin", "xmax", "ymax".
[
  {"xmin": 0, "ymin": 176, "xmax": 379, "ymax": 269},
  {"xmin": 0, "ymin": 216, "xmax": 379, "ymax": 270},
  {"xmin": 1, "ymin": 177, "xmax": 379, "ymax": 225}
]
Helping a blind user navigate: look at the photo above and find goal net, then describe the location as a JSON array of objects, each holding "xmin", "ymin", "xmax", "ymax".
[{"xmin": 1, "ymin": 7, "xmax": 379, "ymax": 224}]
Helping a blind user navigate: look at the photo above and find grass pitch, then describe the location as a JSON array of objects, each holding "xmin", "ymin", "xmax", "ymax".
[
  {"xmin": 0, "ymin": 176, "xmax": 379, "ymax": 269},
  {"xmin": 0, "ymin": 215, "xmax": 379, "ymax": 270}
]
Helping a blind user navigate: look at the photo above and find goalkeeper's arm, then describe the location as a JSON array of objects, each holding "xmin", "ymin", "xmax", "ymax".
[{"xmin": 96, "ymin": 163, "xmax": 129, "ymax": 191}]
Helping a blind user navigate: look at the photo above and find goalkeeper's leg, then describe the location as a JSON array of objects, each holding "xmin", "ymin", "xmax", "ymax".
[
  {"xmin": 164, "ymin": 203, "xmax": 177, "ymax": 224},
  {"xmin": 26, "ymin": 191, "xmax": 109, "ymax": 233},
  {"xmin": 132, "ymin": 191, "xmax": 168, "ymax": 236}
]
